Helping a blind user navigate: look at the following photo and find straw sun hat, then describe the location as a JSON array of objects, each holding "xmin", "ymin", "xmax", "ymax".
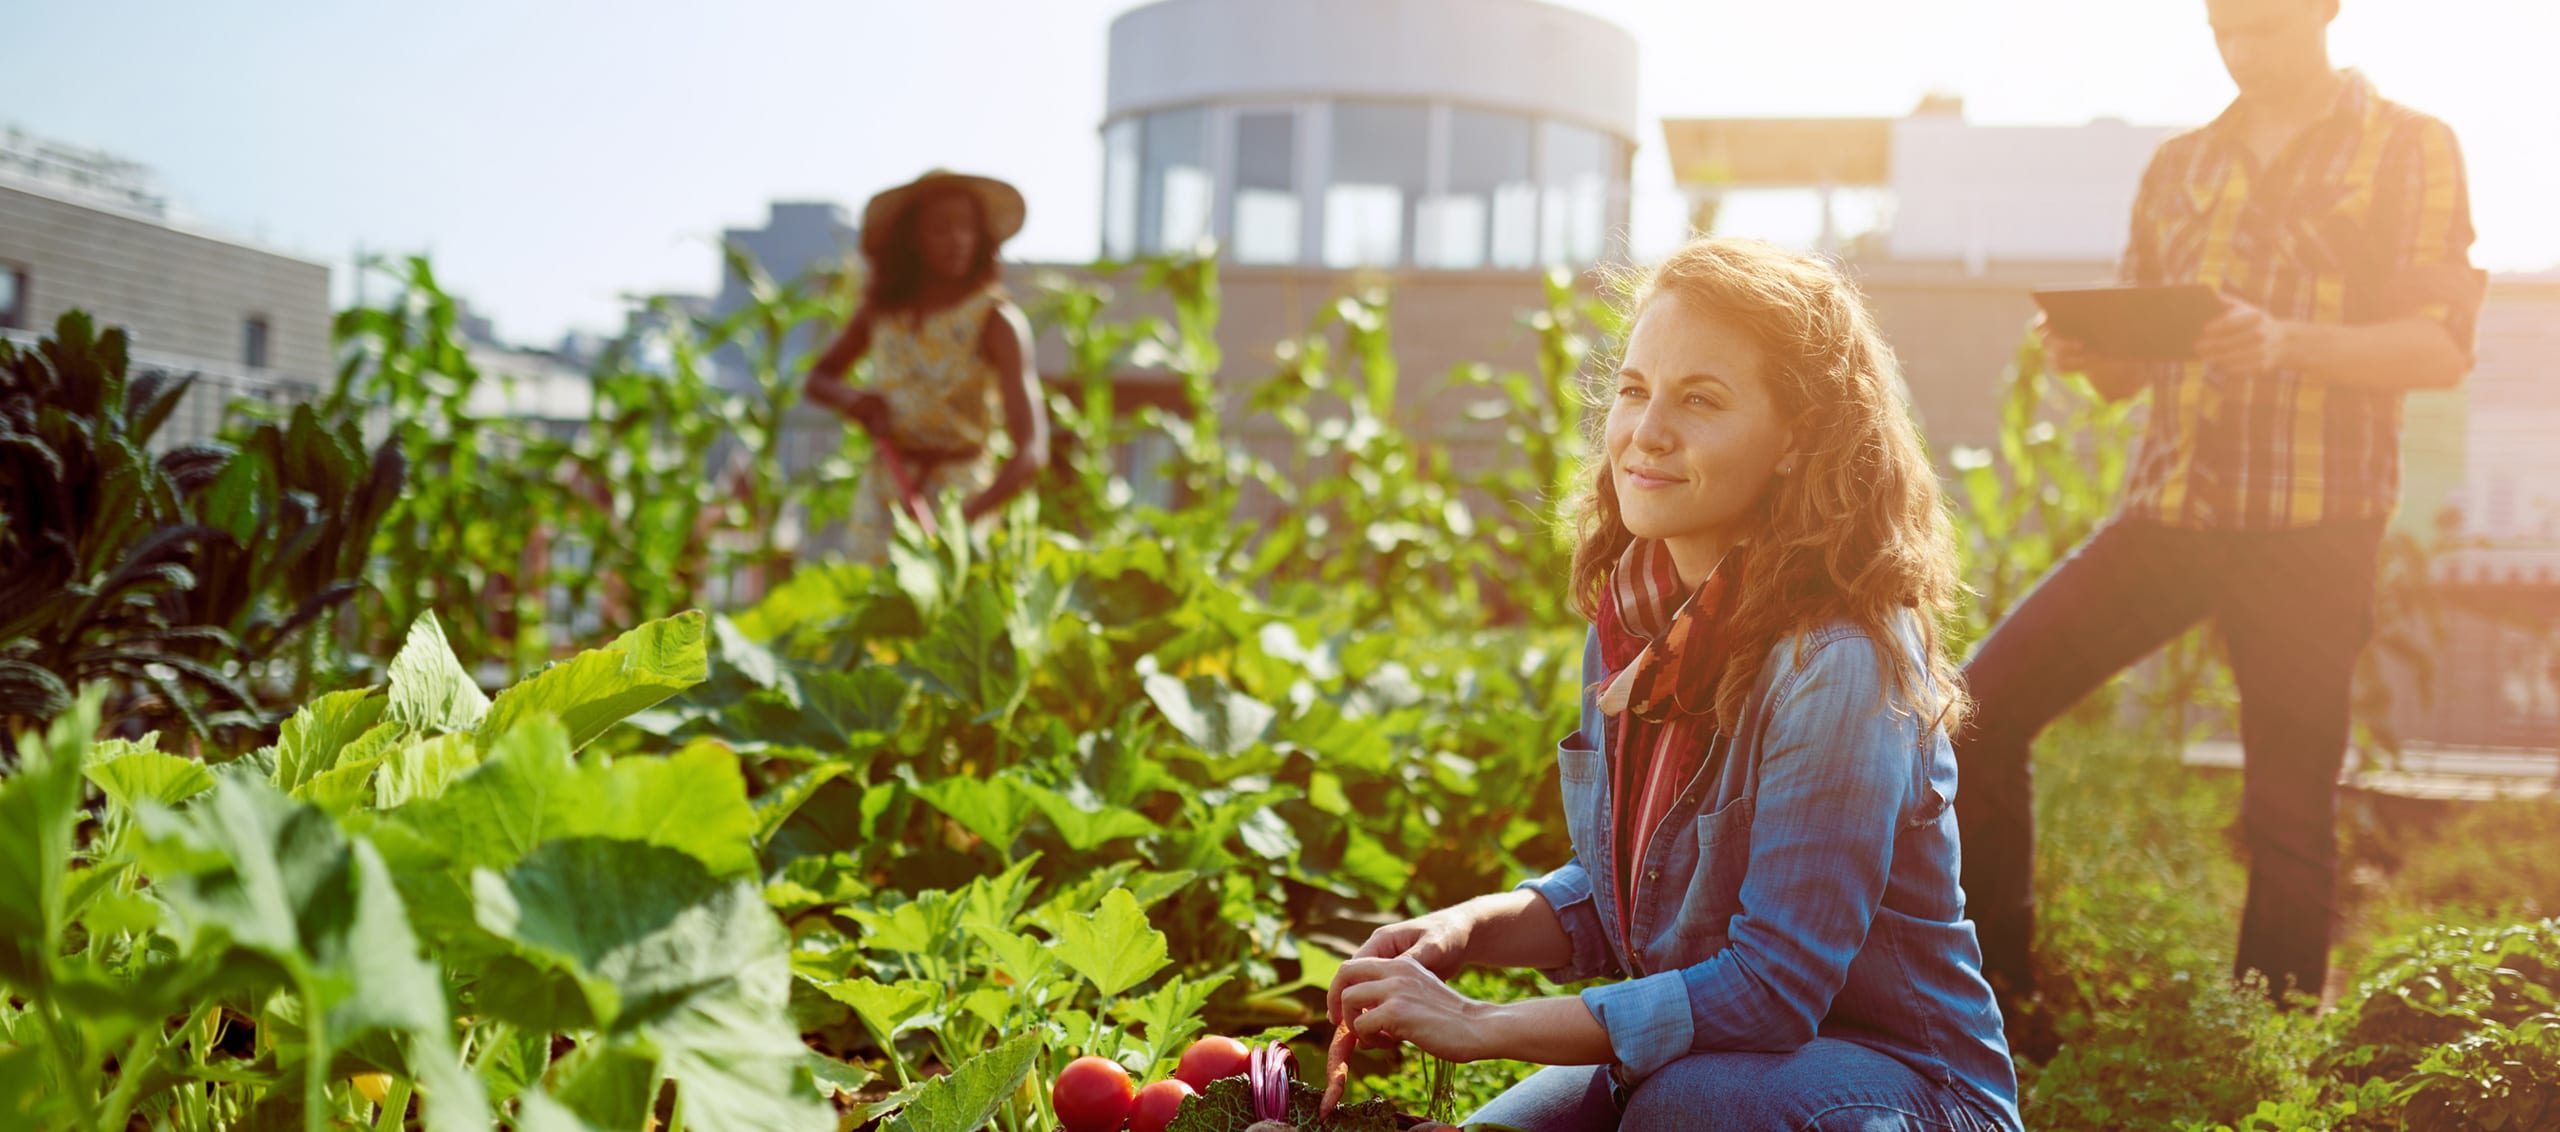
[{"xmin": 859, "ymin": 169, "xmax": 1027, "ymax": 258}]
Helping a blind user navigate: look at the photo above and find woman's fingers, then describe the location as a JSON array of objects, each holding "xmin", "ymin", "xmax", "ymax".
[
  {"xmin": 1330, "ymin": 955, "xmax": 1438, "ymax": 1025},
  {"xmin": 1330, "ymin": 945, "xmax": 1409, "ymax": 1020},
  {"xmin": 1348, "ymin": 1000, "xmax": 1400, "ymax": 1046},
  {"xmin": 1351, "ymin": 926, "xmax": 1410, "ymax": 961},
  {"xmin": 1337, "ymin": 978, "xmax": 1395, "ymax": 1018},
  {"xmin": 1331, "ymin": 920, "xmax": 1460, "ymax": 1022},
  {"xmin": 1326, "ymin": 954, "xmax": 1361, "ymax": 1025},
  {"xmin": 1327, "ymin": 956, "xmax": 1381, "ymax": 1024},
  {"xmin": 1336, "ymin": 955, "xmax": 1423, "ymax": 985}
]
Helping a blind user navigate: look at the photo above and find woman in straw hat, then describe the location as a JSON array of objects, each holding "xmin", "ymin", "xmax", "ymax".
[{"xmin": 807, "ymin": 169, "xmax": 1048, "ymax": 558}]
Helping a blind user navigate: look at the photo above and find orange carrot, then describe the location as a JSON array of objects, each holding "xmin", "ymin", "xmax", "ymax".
[{"xmin": 1318, "ymin": 1023, "xmax": 1357, "ymax": 1118}]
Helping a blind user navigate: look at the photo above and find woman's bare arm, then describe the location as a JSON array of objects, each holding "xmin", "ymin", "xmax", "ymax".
[
  {"xmin": 964, "ymin": 303, "xmax": 1050, "ymax": 521},
  {"xmin": 809, "ymin": 306, "xmax": 875, "ymax": 384}
]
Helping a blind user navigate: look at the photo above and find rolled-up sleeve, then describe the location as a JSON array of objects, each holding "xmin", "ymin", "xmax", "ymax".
[
  {"xmin": 1585, "ymin": 634, "xmax": 1919, "ymax": 1082},
  {"xmin": 1517, "ymin": 859, "xmax": 1619, "ymax": 984},
  {"xmin": 2371, "ymin": 116, "xmax": 2486, "ymax": 362}
]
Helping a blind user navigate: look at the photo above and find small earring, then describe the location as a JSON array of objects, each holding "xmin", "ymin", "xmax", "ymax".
[{"xmin": 1778, "ymin": 460, "xmax": 1796, "ymax": 476}]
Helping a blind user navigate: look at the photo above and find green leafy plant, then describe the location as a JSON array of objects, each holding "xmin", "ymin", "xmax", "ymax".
[
  {"xmin": 1, "ymin": 311, "xmax": 400, "ymax": 748},
  {"xmin": 10, "ymin": 246, "xmax": 2545, "ymax": 1132}
]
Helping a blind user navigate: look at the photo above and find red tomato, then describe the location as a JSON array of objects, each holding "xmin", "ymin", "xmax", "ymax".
[
  {"xmin": 1174, "ymin": 1035, "xmax": 1252, "ymax": 1091},
  {"xmin": 1127, "ymin": 1078, "xmax": 1197, "ymax": 1132},
  {"xmin": 1053, "ymin": 1056, "xmax": 1135, "ymax": 1132}
]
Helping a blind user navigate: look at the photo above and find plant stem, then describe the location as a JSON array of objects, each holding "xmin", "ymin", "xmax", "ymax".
[
  {"xmin": 862, "ymin": 1019, "xmax": 912, "ymax": 1088},
  {"xmin": 1029, "ymin": 1063, "xmax": 1057, "ymax": 1131},
  {"xmin": 301, "ymin": 984, "xmax": 329, "ymax": 1132},
  {"xmin": 35, "ymin": 1002, "xmax": 100, "ymax": 1131},
  {"xmin": 96, "ymin": 1015, "xmax": 173, "ymax": 1132},
  {"xmin": 374, "ymin": 1078, "xmax": 413, "ymax": 1132}
]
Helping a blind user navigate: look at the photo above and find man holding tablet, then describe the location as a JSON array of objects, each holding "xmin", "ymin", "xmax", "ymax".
[{"xmin": 1956, "ymin": 0, "xmax": 2486, "ymax": 1054}]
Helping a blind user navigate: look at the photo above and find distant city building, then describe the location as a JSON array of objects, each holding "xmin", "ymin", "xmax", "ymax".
[
  {"xmin": 1657, "ymin": 102, "xmax": 2169, "ymax": 460},
  {"xmin": 1886, "ymin": 114, "xmax": 2173, "ymax": 269},
  {"xmin": 1661, "ymin": 99, "xmax": 2172, "ymax": 270},
  {"xmin": 0, "ymin": 124, "xmax": 330, "ymax": 448},
  {"xmin": 1102, "ymin": 0, "xmax": 1638, "ymax": 270},
  {"xmin": 611, "ymin": 292, "xmax": 712, "ymax": 377},
  {"xmin": 2464, "ymin": 277, "xmax": 2560, "ymax": 544},
  {"xmin": 0, "ymin": 124, "xmax": 169, "ymax": 219},
  {"xmin": 710, "ymin": 201, "xmax": 856, "ymax": 388},
  {"xmin": 460, "ymin": 338, "xmax": 593, "ymax": 429},
  {"xmin": 2364, "ymin": 277, "xmax": 2560, "ymax": 753},
  {"xmin": 452, "ymin": 296, "xmax": 501, "ymax": 348}
]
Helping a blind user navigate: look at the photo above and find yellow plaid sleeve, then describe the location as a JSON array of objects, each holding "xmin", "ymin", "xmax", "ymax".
[{"xmin": 2378, "ymin": 117, "xmax": 2486, "ymax": 361}]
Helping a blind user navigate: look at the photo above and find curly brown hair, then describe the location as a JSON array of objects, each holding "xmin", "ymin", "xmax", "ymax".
[
  {"xmin": 1568, "ymin": 238, "xmax": 1969, "ymax": 731},
  {"xmin": 862, "ymin": 187, "xmax": 1003, "ymax": 313}
]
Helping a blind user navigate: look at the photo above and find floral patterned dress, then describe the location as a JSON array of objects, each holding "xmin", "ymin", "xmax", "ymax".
[{"xmin": 848, "ymin": 285, "xmax": 1018, "ymax": 559}]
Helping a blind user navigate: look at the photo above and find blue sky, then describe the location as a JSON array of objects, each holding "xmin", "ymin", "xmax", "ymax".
[{"xmin": 9, "ymin": 0, "xmax": 2553, "ymax": 345}]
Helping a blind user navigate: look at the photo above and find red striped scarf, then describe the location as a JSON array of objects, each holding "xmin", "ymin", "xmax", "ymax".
[{"xmin": 1594, "ymin": 539, "xmax": 1748, "ymax": 948}]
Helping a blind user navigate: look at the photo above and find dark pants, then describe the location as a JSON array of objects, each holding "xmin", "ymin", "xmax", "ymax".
[{"xmin": 1954, "ymin": 516, "xmax": 2383, "ymax": 1006}]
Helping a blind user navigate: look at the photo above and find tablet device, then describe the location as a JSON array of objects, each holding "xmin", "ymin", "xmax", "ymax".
[{"xmin": 2030, "ymin": 284, "xmax": 2225, "ymax": 361}]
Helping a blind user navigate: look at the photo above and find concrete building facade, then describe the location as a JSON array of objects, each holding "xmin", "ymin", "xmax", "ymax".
[
  {"xmin": 0, "ymin": 129, "xmax": 329, "ymax": 385},
  {"xmin": 0, "ymin": 128, "xmax": 330, "ymax": 448},
  {"xmin": 710, "ymin": 200, "xmax": 858, "ymax": 389},
  {"xmin": 1100, "ymin": 0, "xmax": 1638, "ymax": 270}
]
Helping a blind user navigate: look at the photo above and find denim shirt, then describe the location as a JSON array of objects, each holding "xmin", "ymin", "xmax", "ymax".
[{"xmin": 1517, "ymin": 614, "xmax": 2020, "ymax": 1126}]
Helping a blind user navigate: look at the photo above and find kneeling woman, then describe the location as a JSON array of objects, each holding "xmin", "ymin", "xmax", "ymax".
[{"xmin": 1327, "ymin": 239, "xmax": 2019, "ymax": 1131}]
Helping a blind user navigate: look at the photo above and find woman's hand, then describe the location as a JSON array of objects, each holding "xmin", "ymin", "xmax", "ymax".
[
  {"xmin": 809, "ymin": 377, "xmax": 887, "ymax": 431},
  {"xmin": 806, "ymin": 374, "xmax": 851, "ymax": 412},
  {"xmin": 1332, "ymin": 956, "xmax": 1497, "ymax": 1062},
  {"xmin": 1328, "ymin": 910, "xmax": 1473, "ymax": 1024},
  {"xmin": 846, "ymin": 390, "xmax": 889, "ymax": 432}
]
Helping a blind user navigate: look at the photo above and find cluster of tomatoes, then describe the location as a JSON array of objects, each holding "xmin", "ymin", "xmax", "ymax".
[{"xmin": 1052, "ymin": 1035, "xmax": 1253, "ymax": 1132}]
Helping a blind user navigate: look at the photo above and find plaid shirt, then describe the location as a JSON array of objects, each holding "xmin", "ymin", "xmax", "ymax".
[{"xmin": 2117, "ymin": 70, "xmax": 2484, "ymax": 530}]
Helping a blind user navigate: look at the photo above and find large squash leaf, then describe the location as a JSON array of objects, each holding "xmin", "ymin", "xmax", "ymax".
[
  {"xmin": 470, "ymin": 838, "xmax": 828, "ymax": 1132},
  {"xmin": 480, "ymin": 611, "xmax": 709, "ymax": 750},
  {"xmin": 385, "ymin": 613, "xmax": 490, "ymax": 734}
]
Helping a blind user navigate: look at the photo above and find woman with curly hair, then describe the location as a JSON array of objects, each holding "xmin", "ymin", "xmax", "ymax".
[
  {"xmin": 1325, "ymin": 238, "xmax": 2019, "ymax": 1130},
  {"xmin": 806, "ymin": 169, "xmax": 1048, "ymax": 559}
]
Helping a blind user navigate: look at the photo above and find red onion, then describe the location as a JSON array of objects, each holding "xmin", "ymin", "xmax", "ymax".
[{"xmin": 1247, "ymin": 1041, "xmax": 1291, "ymax": 1122}]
